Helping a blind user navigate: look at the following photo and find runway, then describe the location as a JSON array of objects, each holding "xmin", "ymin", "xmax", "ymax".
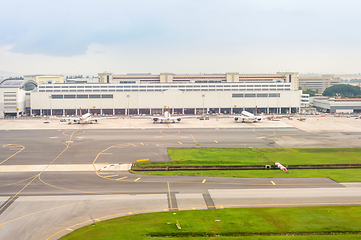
[{"xmin": 0, "ymin": 126, "xmax": 360, "ymax": 239}]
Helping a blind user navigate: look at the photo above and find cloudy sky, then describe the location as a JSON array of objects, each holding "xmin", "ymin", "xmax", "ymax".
[{"xmin": 1, "ymin": 0, "xmax": 360, "ymax": 76}]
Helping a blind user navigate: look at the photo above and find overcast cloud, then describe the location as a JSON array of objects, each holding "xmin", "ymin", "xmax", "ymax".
[{"xmin": 1, "ymin": 0, "xmax": 360, "ymax": 76}]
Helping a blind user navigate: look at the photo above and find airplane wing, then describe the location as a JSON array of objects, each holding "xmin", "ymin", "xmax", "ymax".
[
  {"xmin": 87, "ymin": 116, "xmax": 116, "ymax": 122},
  {"xmin": 223, "ymin": 114, "xmax": 263, "ymax": 122},
  {"xmin": 151, "ymin": 116, "xmax": 182, "ymax": 122},
  {"xmin": 59, "ymin": 117, "xmax": 81, "ymax": 122}
]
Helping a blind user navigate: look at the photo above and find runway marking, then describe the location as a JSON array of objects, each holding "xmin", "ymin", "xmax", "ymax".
[
  {"xmin": 137, "ymin": 159, "xmax": 149, "ymax": 162},
  {"xmin": 191, "ymin": 135, "xmax": 196, "ymax": 142},
  {"xmin": 49, "ymin": 137, "xmax": 58, "ymax": 139},
  {"xmin": 62, "ymin": 129, "xmax": 85, "ymax": 137},
  {"xmin": 0, "ymin": 187, "xmax": 144, "ymax": 229},
  {"xmin": 9, "ymin": 148, "xmax": 24, "ymax": 151},
  {"xmin": 282, "ymin": 136, "xmax": 291, "ymax": 138},
  {"xmin": 166, "ymin": 182, "xmax": 178, "ymax": 210},
  {"xmin": 160, "ymin": 129, "xmax": 180, "ymax": 136},
  {"xmin": 202, "ymin": 179, "xmax": 207, "ymax": 183},
  {"xmin": 167, "ymin": 182, "xmax": 172, "ymax": 209},
  {"xmin": 192, "ymin": 207, "xmax": 196, "ymax": 210},
  {"xmin": 22, "ymin": 149, "xmax": 102, "ymax": 153},
  {"xmin": 101, "ymin": 153, "xmax": 113, "ymax": 155},
  {"xmin": 154, "ymin": 136, "xmax": 162, "ymax": 138},
  {"xmin": 271, "ymin": 181, "xmax": 276, "ymax": 185},
  {"xmin": 253, "ymin": 128, "xmax": 276, "ymax": 138},
  {"xmin": 140, "ymin": 143, "xmax": 144, "ymax": 145},
  {"xmin": 0, "ymin": 175, "xmax": 37, "ymax": 213},
  {"xmin": 0, "ymin": 175, "xmax": 38, "ymax": 188},
  {"xmin": 128, "ymin": 212, "xmax": 132, "ymax": 215},
  {"xmin": 116, "ymin": 176, "xmax": 128, "ymax": 180},
  {"xmin": 127, "ymin": 143, "xmax": 136, "ymax": 146},
  {"xmin": 134, "ymin": 177, "xmax": 141, "ymax": 182},
  {"xmin": 99, "ymin": 172, "xmax": 115, "ymax": 175},
  {"xmin": 66, "ymin": 141, "xmax": 73, "ymax": 143},
  {"xmin": 178, "ymin": 142, "xmax": 182, "ymax": 144},
  {"xmin": 203, "ymin": 193, "xmax": 216, "ymax": 209},
  {"xmin": 104, "ymin": 175, "xmax": 118, "ymax": 178},
  {"xmin": 0, "ymin": 197, "xmax": 18, "ymax": 216},
  {"xmin": 180, "ymin": 136, "xmax": 188, "ymax": 138},
  {"xmin": 214, "ymin": 141, "xmax": 218, "ymax": 143},
  {"xmin": 94, "ymin": 219, "xmax": 100, "ymax": 221},
  {"xmin": 66, "ymin": 228, "xmax": 73, "ymax": 231},
  {"xmin": 76, "ymin": 137, "xmax": 83, "ymax": 139},
  {"xmin": 1, "ymin": 144, "xmax": 25, "ymax": 165},
  {"xmin": 164, "ymin": 209, "xmax": 168, "ymax": 211}
]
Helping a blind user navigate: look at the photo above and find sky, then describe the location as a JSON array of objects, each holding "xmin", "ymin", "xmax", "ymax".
[{"xmin": 1, "ymin": 0, "xmax": 361, "ymax": 76}]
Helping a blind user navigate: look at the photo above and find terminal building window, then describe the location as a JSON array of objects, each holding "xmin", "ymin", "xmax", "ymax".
[
  {"xmin": 22, "ymin": 82, "xmax": 37, "ymax": 91},
  {"xmin": 64, "ymin": 95, "xmax": 76, "ymax": 99},
  {"xmin": 52, "ymin": 94, "xmax": 64, "ymax": 99},
  {"xmin": 77, "ymin": 94, "xmax": 88, "ymax": 99}
]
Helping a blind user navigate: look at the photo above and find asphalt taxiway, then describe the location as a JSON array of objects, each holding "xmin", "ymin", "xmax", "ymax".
[{"xmin": 0, "ymin": 120, "xmax": 361, "ymax": 239}]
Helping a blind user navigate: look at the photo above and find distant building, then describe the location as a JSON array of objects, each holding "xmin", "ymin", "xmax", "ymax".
[
  {"xmin": 24, "ymin": 75, "xmax": 65, "ymax": 84},
  {"xmin": 312, "ymin": 97, "xmax": 361, "ymax": 113},
  {"xmin": 299, "ymin": 75, "xmax": 341, "ymax": 94},
  {"xmin": 301, "ymin": 94, "xmax": 310, "ymax": 108},
  {"xmin": 66, "ymin": 77, "xmax": 98, "ymax": 84}
]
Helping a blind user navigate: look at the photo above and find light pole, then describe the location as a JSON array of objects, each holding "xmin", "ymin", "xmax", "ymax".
[
  {"xmin": 127, "ymin": 95, "xmax": 130, "ymax": 116},
  {"xmin": 49, "ymin": 95, "xmax": 52, "ymax": 116},
  {"xmin": 202, "ymin": 94, "xmax": 205, "ymax": 116}
]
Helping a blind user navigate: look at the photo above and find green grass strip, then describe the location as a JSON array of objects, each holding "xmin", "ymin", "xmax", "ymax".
[
  {"xmin": 133, "ymin": 148, "xmax": 361, "ymax": 182},
  {"xmin": 134, "ymin": 148, "xmax": 361, "ymax": 167},
  {"xmin": 61, "ymin": 206, "xmax": 361, "ymax": 240}
]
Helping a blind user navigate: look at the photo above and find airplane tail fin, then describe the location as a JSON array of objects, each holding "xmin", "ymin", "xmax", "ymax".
[{"xmin": 79, "ymin": 107, "xmax": 82, "ymax": 116}]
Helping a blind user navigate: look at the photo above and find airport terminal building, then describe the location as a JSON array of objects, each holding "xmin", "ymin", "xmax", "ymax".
[
  {"xmin": 1, "ymin": 72, "xmax": 305, "ymax": 117},
  {"xmin": 0, "ymin": 78, "xmax": 38, "ymax": 118}
]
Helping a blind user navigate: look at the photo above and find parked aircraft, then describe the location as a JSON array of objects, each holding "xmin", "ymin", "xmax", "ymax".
[
  {"xmin": 149, "ymin": 111, "xmax": 196, "ymax": 123},
  {"xmin": 231, "ymin": 110, "xmax": 266, "ymax": 123},
  {"xmin": 59, "ymin": 109, "xmax": 113, "ymax": 124}
]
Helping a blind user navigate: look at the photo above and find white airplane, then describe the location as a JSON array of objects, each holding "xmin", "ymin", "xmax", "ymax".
[
  {"xmin": 150, "ymin": 111, "xmax": 196, "ymax": 123},
  {"xmin": 59, "ymin": 109, "xmax": 113, "ymax": 124},
  {"xmin": 231, "ymin": 110, "xmax": 266, "ymax": 123}
]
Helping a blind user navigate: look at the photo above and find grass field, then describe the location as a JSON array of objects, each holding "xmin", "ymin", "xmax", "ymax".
[
  {"xmin": 133, "ymin": 148, "xmax": 361, "ymax": 182},
  {"xmin": 134, "ymin": 148, "xmax": 361, "ymax": 167},
  {"xmin": 61, "ymin": 206, "xmax": 361, "ymax": 240}
]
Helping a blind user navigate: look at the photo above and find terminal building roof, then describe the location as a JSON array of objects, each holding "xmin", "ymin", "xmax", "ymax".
[{"xmin": 0, "ymin": 78, "xmax": 38, "ymax": 91}]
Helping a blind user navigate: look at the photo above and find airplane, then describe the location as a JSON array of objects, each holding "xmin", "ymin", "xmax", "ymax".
[
  {"xmin": 59, "ymin": 109, "xmax": 113, "ymax": 124},
  {"xmin": 139, "ymin": 111, "xmax": 197, "ymax": 123},
  {"xmin": 230, "ymin": 110, "xmax": 266, "ymax": 123}
]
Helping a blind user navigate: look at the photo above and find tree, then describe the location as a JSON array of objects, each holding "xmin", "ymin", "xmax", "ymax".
[
  {"xmin": 302, "ymin": 89, "xmax": 316, "ymax": 96},
  {"xmin": 323, "ymin": 84, "xmax": 361, "ymax": 98}
]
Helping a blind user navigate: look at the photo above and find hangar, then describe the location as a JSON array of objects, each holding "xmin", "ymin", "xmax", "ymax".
[{"xmin": 312, "ymin": 98, "xmax": 361, "ymax": 114}]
